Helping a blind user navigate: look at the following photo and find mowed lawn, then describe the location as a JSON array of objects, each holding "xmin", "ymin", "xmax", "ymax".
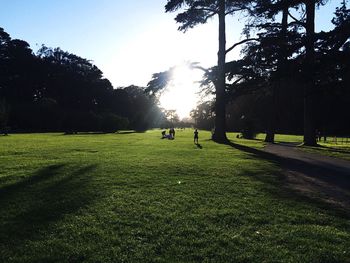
[{"xmin": 0, "ymin": 130, "xmax": 349, "ymax": 262}]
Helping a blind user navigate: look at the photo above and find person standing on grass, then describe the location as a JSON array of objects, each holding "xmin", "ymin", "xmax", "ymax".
[{"xmin": 194, "ymin": 129, "xmax": 199, "ymax": 144}]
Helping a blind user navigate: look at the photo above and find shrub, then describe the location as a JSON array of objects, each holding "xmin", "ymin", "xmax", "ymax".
[
  {"xmin": 240, "ymin": 117, "xmax": 257, "ymax": 139},
  {"xmin": 99, "ymin": 113, "xmax": 129, "ymax": 133}
]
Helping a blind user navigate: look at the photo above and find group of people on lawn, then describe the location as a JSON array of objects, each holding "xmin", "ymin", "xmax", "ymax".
[
  {"xmin": 161, "ymin": 128, "xmax": 176, "ymax": 140},
  {"xmin": 161, "ymin": 128, "xmax": 199, "ymax": 144}
]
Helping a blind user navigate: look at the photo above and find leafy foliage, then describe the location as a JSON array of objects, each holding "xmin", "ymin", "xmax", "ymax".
[{"xmin": 0, "ymin": 28, "xmax": 163, "ymax": 133}]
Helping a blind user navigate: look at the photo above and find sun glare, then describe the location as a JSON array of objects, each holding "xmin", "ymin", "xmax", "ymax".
[{"xmin": 159, "ymin": 64, "xmax": 202, "ymax": 120}]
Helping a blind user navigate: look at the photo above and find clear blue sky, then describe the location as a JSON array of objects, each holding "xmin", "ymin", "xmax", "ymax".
[{"xmin": 0, "ymin": 0, "xmax": 343, "ymax": 88}]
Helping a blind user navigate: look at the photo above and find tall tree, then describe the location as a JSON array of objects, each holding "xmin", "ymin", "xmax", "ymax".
[
  {"xmin": 243, "ymin": 0, "xmax": 327, "ymax": 145},
  {"xmin": 190, "ymin": 101, "xmax": 215, "ymax": 130},
  {"xmin": 165, "ymin": 0, "xmax": 251, "ymax": 142},
  {"xmin": 289, "ymin": 0, "xmax": 326, "ymax": 145},
  {"xmin": 244, "ymin": 0, "xmax": 292, "ymax": 142},
  {"xmin": 264, "ymin": 4, "xmax": 289, "ymax": 143},
  {"xmin": 303, "ymin": 0, "xmax": 317, "ymax": 145},
  {"xmin": 0, "ymin": 99, "xmax": 9, "ymax": 134}
]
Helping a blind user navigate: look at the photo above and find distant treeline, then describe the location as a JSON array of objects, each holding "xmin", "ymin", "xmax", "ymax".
[
  {"xmin": 0, "ymin": 27, "xmax": 173, "ymax": 133},
  {"xmin": 191, "ymin": 80, "xmax": 350, "ymax": 136}
]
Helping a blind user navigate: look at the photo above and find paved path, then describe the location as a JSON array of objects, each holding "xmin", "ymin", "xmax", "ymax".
[{"xmin": 264, "ymin": 142, "xmax": 350, "ymax": 210}]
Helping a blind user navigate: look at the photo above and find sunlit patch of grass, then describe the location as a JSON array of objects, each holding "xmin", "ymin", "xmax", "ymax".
[
  {"xmin": 256, "ymin": 133, "xmax": 304, "ymax": 143},
  {"xmin": 0, "ymin": 130, "xmax": 349, "ymax": 262}
]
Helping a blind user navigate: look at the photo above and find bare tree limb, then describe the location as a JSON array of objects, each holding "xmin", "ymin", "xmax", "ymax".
[
  {"xmin": 232, "ymin": 76, "xmax": 245, "ymax": 85},
  {"xmin": 226, "ymin": 38, "xmax": 259, "ymax": 54},
  {"xmin": 225, "ymin": 8, "xmax": 245, "ymax": 16},
  {"xmin": 198, "ymin": 7, "xmax": 218, "ymax": 13},
  {"xmin": 288, "ymin": 11, "xmax": 306, "ymax": 27},
  {"xmin": 204, "ymin": 12, "xmax": 217, "ymax": 22},
  {"xmin": 191, "ymin": 64, "xmax": 210, "ymax": 74}
]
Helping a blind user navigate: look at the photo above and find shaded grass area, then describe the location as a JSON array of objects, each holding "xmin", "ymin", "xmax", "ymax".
[
  {"xmin": 0, "ymin": 130, "xmax": 349, "ymax": 262},
  {"xmin": 302, "ymin": 143, "xmax": 350, "ymax": 161}
]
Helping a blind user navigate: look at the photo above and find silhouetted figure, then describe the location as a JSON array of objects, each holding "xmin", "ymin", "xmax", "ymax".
[
  {"xmin": 3, "ymin": 126, "xmax": 9, "ymax": 136},
  {"xmin": 167, "ymin": 129, "xmax": 172, "ymax": 140},
  {"xmin": 161, "ymin": 130, "xmax": 166, "ymax": 139},
  {"xmin": 194, "ymin": 129, "xmax": 199, "ymax": 144},
  {"xmin": 168, "ymin": 132, "xmax": 173, "ymax": 140},
  {"xmin": 172, "ymin": 128, "xmax": 176, "ymax": 138},
  {"xmin": 316, "ymin": 130, "xmax": 321, "ymax": 142}
]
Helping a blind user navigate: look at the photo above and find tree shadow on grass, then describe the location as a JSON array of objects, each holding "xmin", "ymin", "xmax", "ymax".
[
  {"xmin": 0, "ymin": 164, "xmax": 98, "ymax": 247},
  {"xmin": 61, "ymin": 131, "xmax": 143, "ymax": 136},
  {"xmin": 62, "ymin": 132, "xmax": 111, "ymax": 136},
  {"xmin": 117, "ymin": 131, "xmax": 139, "ymax": 134},
  {"xmin": 222, "ymin": 140, "xmax": 350, "ymax": 217},
  {"xmin": 275, "ymin": 141, "xmax": 302, "ymax": 147},
  {"xmin": 0, "ymin": 164, "xmax": 65, "ymax": 197}
]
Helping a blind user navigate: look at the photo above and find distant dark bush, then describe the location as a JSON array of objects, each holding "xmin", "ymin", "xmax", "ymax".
[
  {"xmin": 99, "ymin": 113, "xmax": 129, "ymax": 133},
  {"xmin": 240, "ymin": 118, "xmax": 257, "ymax": 139},
  {"xmin": 130, "ymin": 113, "xmax": 151, "ymax": 132},
  {"xmin": 0, "ymin": 99, "xmax": 10, "ymax": 134}
]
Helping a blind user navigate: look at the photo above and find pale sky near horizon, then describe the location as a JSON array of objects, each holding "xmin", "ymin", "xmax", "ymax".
[{"xmin": 0, "ymin": 0, "xmax": 344, "ymax": 118}]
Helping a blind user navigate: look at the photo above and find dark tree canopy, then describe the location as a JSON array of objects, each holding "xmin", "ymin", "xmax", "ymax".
[
  {"xmin": 0, "ymin": 27, "xmax": 164, "ymax": 134},
  {"xmin": 163, "ymin": 0, "xmax": 350, "ymax": 140},
  {"xmin": 2, "ymin": 0, "xmax": 350, "ymax": 138}
]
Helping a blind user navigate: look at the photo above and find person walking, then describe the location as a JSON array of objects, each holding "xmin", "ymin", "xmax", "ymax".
[{"xmin": 194, "ymin": 129, "xmax": 199, "ymax": 144}]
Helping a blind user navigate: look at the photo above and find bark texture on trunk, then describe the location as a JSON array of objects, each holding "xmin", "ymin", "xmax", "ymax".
[
  {"xmin": 304, "ymin": 0, "xmax": 317, "ymax": 146},
  {"xmin": 212, "ymin": 0, "xmax": 228, "ymax": 142},
  {"xmin": 264, "ymin": 83, "xmax": 276, "ymax": 143}
]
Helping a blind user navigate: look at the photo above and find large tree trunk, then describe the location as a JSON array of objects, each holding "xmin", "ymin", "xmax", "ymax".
[
  {"xmin": 264, "ymin": 84, "xmax": 276, "ymax": 143},
  {"xmin": 303, "ymin": 0, "xmax": 317, "ymax": 146},
  {"xmin": 265, "ymin": 5, "xmax": 289, "ymax": 143},
  {"xmin": 212, "ymin": 0, "xmax": 228, "ymax": 142}
]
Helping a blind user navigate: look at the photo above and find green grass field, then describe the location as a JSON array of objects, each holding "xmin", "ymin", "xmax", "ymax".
[{"xmin": 1, "ymin": 130, "xmax": 349, "ymax": 262}]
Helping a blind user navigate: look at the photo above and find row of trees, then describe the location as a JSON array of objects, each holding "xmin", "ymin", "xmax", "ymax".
[
  {"xmin": 148, "ymin": 0, "xmax": 350, "ymax": 145},
  {"xmin": 2, "ymin": 0, "xmax": 349, "ymax": 139},
  {"xmin": 239, "ymin": 0, "xmax": 350, "ymax": 144},
  {"xmin": 0, "ymin": 27, "xmax": 167, "ymax": 133}
]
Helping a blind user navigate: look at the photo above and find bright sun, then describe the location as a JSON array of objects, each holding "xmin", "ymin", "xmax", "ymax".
[{"xmin": 159, "ymin": 64, "xmax": 203, "ymax": 120}]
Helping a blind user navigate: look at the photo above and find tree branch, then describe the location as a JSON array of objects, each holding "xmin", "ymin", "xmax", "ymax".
[
  {"xmin": 184, "ymin": 6, "xmax": 218, "ymax": 15},
  {"xmin": 288, "ymin": 11, "xmax": 306, "ymax": 27},
  {"xmin": 230, "ymin": 76, "xmax": 245, "ymax": 86},
  {"xmin": 198, "ymin": 7, "xmax": 217, "ymax": 13},
  {"xmin": 191, "ymin": 64, "xmax": 210, "ymax": 74},
  {"xmin": 235, "ymin": 76, "xmax": 245, "ymax": 84},
  {"xmin": 226, "ymin": 38, "xmax": 259, "ymax": 54},
  {"xmin": 204, "ymin": 12, "xmax": 217, "ymax": 22},
  {"xmin": 225, "ymin": 8, "xmax": 245, "ymax": 16}
]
